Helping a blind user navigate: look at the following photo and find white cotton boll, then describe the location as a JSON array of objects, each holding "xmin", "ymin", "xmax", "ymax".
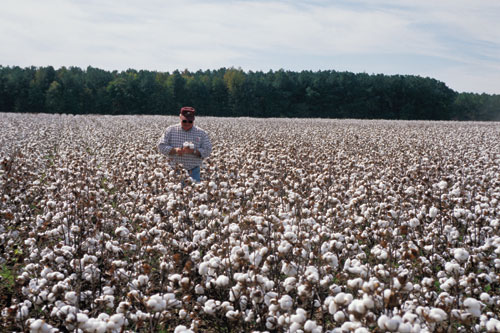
[
  {"xmin": 480, "ymin": 293, "xmax": 492, "ymax": 305},
  {"xmin": 347, "ymin": 278, "xmax": 364, "ymax": 290},
  {"xmin": 198, "ymin": 262, "xmax": 209, "ymax": 276},
  {"xmin": 147, "ymin": 294, "xmax": 166, "ymax": 312},
  {"xmin": 284, "ymin": 277, "xmax": 297, "ymax": 292},
  {"xmin": 322, "ymin": 252, "xmax": 339, "ymax": 268},
  {"xmin": 65, "ymin": 291, "xmax": 78, "ymax": 305},
  {"xmin": 398, "ymin": 322, "xmax": 412, "ymax": 333},
  {"xmin": 428, "ymin": 308, "xmax": 447, "ymax": 322},
  {"xmin": 289, "ymin": 322, "xmax": 302, "ymax": 333},
  {"xmin": 77, "ymin": 312, "xmax": 89, "ymax": 324},
  {"xmin": 335, "ymin": 292, "xmax": 353, "ymax": 306},
  {"xmin": 440, "ymin": 277, "xmax": 456, "ymax": 292},
  {"xmin": 115, "ymin": 226, "xmax": 129, "ymax": 238},
  {"xmin": 305, "ymin": 266, "xmax": 319, "ymax": 282},
  {"xmin": 354, "ymin": 328, "xmax": 369, "ymax": 333},
  {"xmin": 107, "ymin": 313, "xmax": 126, "ymax": 330},
  {"xmin": 342, "ymin": 321, "xmax": 362, "ymax": 331},
  {"xmin": 174, "ymin": 325, "xmax": 194, "ymax": 333},
  {"xmin": 278, "ymin": 240, "xmax": 293, "ymax": 254},
  {"xmin": 226, "ymin": 310, "xmax": 240, "ymax": 320},
  {"xmin": 464, "ymin": 298, "xmax": 482, "ymax": 317},
  {"xmin": 429, "ymin": 207, "xmax": 439, "ymax": 219},
  {"xmin": 328, "ymin": 300, "xmax": 338, "ymax": 315},
  {"xmin": 445, "ymin": 262, "xmax": 461, "ymax": 274},
  {"xmin": 486, "ymin": 318, "xmax": 500, "ymax": 331},
  {"xmin": 348, "ymin": 299, "xmax": 366, "ymax": 315},
  {"xmin": 454, "ymin": 248, "xmax": 469, "ymax": 263},
  {"xmin": 203, "ymin": 299, "xmax": 217, "ymax": 315},
  {"xmin": 304, "ymin": 320, "xmax": 321, "ymax": 332},
  {"xmin": 291, "ymin": 308, "xmax": 307, "ymax": 324},
  {"xmin": 405, "ymin": 186, "xmax": 415, "ymax": 195},
  {"xmin": 168, "ymin": 274, "xmax": 182, "ymax": 283},
  {"xmin": 279, "ymin": 295, "xmax": 293, "ymax": 311},
  {"xmin": 334, "ymin": 311, "xmax": 346, "ymax": 322},
  {"xmin": 30, "ymin": 319, "xmax": 46, "ymax": 331},
  {"xmin": 17, "ymin": 305, "xmax": 29, "ymax": 319},
  {"xmin": 437, "ymin": 181, "xmax": 448, "ymax": 190},
  {"xmin": 409, "ymin": 218, "xmax": 420, "ymax": 228},
  {"xmin": 362, "ymin": 295, "xmax": 374, "ymax": 309},
  {"xmin": 209, "ymin": 257, "xmax": 220, "ymax": 268},
  {"xmin": 137, "ymin": 275, "xmax": 149, "ymax": 286},
  {"xmin": 281, "ymin": 262, "xmax": 298, "ymax": 276},
  {"xmin": 385, "ymin": 317, "xmax": 401, "ymax": 331},
  {"xmin": 216, "ymin": 275, "xmax": 230, "ymax": 287},
  {"xmin": 378, "ymin": 315, "xmax": 389, "ymax": 329}
]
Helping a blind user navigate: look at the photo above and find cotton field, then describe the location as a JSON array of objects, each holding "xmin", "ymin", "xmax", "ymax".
[{"xmin": 0, "ymin": 113, "xmax": 499, "ymax": 333}]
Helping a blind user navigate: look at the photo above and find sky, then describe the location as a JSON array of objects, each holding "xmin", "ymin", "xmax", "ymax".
[{"xmin": 1, "ymin": 0, "xmax": 500, "ymax": 94}]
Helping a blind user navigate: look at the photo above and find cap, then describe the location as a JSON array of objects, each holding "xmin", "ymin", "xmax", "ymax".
[{"xmin": 180, "ymin": 106, "xmax": 195, "ymax": 120}]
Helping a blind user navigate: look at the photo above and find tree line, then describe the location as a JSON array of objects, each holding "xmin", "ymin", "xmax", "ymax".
[{"xmin": 0, "ymin": 65, "xmax": 499, "ymax": 120}]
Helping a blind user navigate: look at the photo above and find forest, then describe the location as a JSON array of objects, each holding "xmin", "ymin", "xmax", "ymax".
[{"xmin": 0, "ymin": 65, "xmax": 499, "ymax": 121}]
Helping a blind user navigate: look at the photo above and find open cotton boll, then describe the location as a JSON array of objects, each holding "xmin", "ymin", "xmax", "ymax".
[
  {"xmin": 409, "ymin": 218, "xmax": 420, "ymax": 228},
  {"xmin": 334, "ymin": 292, "xmax": 353, "ymax": 306},
  {"xmin": 29, "ymin": 319, "xmax": 57, "ymax": 333},
  {"xmin": 463, "ymin": 298, "xmax": 482, "ymax": 317},
  {"xmin": 347, "ymin": 299, "xmax": 366, "ymax": 315},
  {"xmin": 454, "ymin": 248, "xmax": 469, "ymax": 263},
  {"xmin": 216, "ymin": 275, "xmax": 230, "ymax": 287},
  {"xmin": 146, "ymin": 294, "xmax": 166, "ymax": 312},
  {"xmin": 65, "ymin": 291, "xmax": 78, "ymax": 305},
  {"xmin": 104, "ymin": 313, "xmax": 126, "ymax": 331},
  {"xmin": 279, "ymin": 295, "xmax": 293, "ymax": 311},
  {"xmin": 114, "ymin": 226, "xmax": 129, "ymax": 238},
  {"xmin": 486, "ymin": 318, "xmax": 500, "ymax": 331},
  {"xmin": 174, "ymin": 325, "xmax": 194, "ymax": 333},
  {"xmin": 428, "ymin": 308, "xmax": 447, "ymax": 322},
  {"xmin": 334, "ymin": 311, "xmax": 346, "ymax": 322},
  {"xmin": 445, "ymin": 262, "xmax": 461, "ymax": 274},
  {"xmin": 203, "ymin": 299, "xmax": 218, "ymax": 315},
  {"xmin": 305, "ymin": 266, "xmax": 319, "ymax": 282},
  {"xmin": 290, "ymin": 308, "xmax": 307, "ymax": 324},
  {"xmin": 479, "ymin": 292, "xmax": 492, "ymax": 305},
  {"xmin": 437, "ymin": 180, "xmax": 448, "ymax": 190},
  {"xmin": 304, "ymin": 320, "xmax": 321, "ymax": 332},
  {"xmin": 278, "ymin": 240, "xmax": 293, "ymax": 254},
  {"xmin": 198, "ymin": 262, "xmax": 209, "ymax": 276},
  {"xmin": 429, "ymin": 207, "xmax": 439, "ymax": 219}
]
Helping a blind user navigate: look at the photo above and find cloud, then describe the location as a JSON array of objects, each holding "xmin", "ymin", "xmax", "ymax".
[{"xmin": 1, "ymin": 0, "xmax": 499, "ymax": 93}]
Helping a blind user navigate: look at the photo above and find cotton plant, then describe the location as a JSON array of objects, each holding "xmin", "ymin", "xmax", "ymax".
[{"xmin": 0, "ymin": 114, "xmax": 499, "ymax": 331}]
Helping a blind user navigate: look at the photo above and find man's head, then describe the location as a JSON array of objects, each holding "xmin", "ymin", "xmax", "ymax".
[{"xmin": 180, "ymin": 106, "xmax": 195, "ymax": 130}]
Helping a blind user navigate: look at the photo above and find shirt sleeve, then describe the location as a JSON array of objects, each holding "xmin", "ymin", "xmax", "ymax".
[
  {"xmin": 197, "ymin": 131, "xmax": 212, "ymax": 159},
  {"xmin": 157, "ymin": 128, "xmax": 174, "ymax": 155}
]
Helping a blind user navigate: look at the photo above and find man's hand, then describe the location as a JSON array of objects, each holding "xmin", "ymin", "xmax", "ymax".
[
  {"xmin": 170, "ymin": 147, "xmax": 184, "ymax": 155},
  {"xmin": 170, "ymin": 147, "xmax": 199, "ymax": 156},
  {"xmin": 182, "ymin": 147, "xmax": 195, "ymax": 155}
]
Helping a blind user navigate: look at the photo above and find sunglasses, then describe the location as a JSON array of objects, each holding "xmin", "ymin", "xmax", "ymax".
[{"xmin": 182, "ymin": 120, "xmax": 193, "ymax": 123}]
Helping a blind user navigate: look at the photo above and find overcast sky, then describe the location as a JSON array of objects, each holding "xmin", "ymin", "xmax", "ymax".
[{"xmin": 1, "ymin": 0, "xmax": 500, "ymax": 94}]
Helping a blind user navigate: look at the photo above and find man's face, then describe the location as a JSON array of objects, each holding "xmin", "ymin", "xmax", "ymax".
[{"xmin": 180, "ymin": 115, "xmax": 194, "ymax": 131}]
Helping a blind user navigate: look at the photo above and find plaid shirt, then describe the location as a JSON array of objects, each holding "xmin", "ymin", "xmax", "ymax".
[{"xmin": 158, "ymin": 124, "xmax": 212, "ymax": 170}]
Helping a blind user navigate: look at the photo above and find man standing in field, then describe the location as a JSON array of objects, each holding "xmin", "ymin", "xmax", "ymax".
[{"xmin": 158, "ymin": 106, "xmax": 212, "ymax": 183}]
